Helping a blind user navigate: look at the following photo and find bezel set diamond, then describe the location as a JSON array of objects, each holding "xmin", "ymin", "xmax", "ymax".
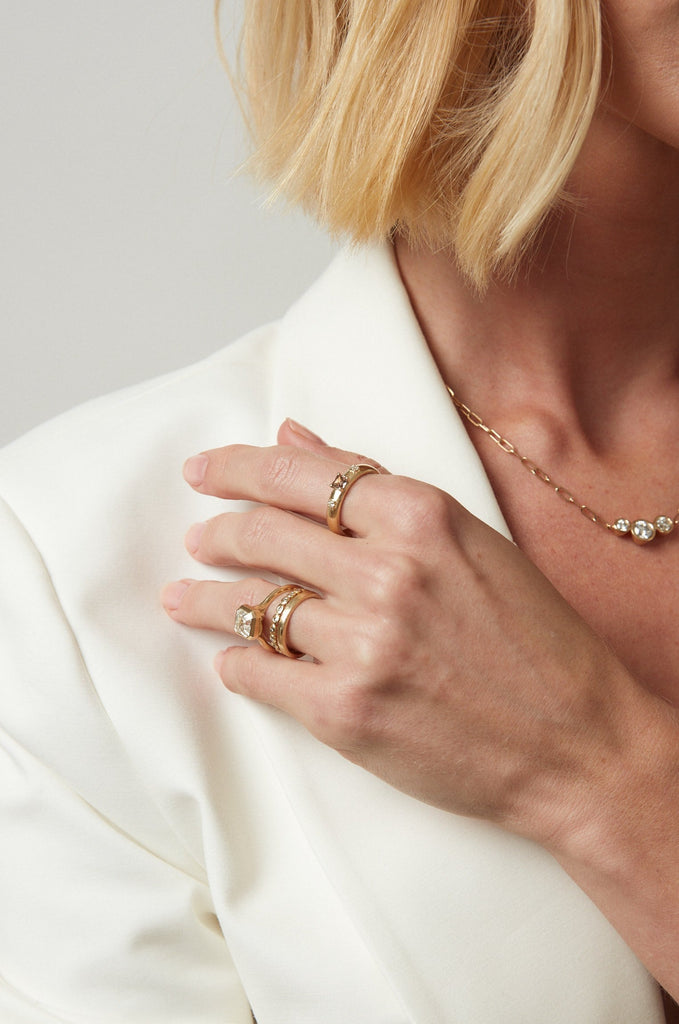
[
  {"xmin": 446, "ymin": 385, "xmax": 679, "ymax": 549},
  {"xmin": 655, "ymin": 515, "xmax": 675, "ymax": 535},
  {"xmin": 612, "ymin": 515, "xmax": 676, "ymax": 545},
  {"xmin": 234, "ymin": 606, "xmax": 260, "ymax": 640}
]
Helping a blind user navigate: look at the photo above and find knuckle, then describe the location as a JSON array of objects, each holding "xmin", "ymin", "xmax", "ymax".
[
  {"xmin": 387, "ymin": 478, "xmax": 451, "ymax": 538},
  {"xmin": 354, "ymin": 618, "xmax": 409, "ymax": 687},
  {"xmin": 376, "ymin": 617, "xmax": 413, "ymax": 674},
  {"xmin": 235, "ymin": 506, "xmax": 279, "ymax": 561},
  {"xmin": 210, "ymin": 445, "xmax": 242, "ymax": 487},
  {"xmin": 369, "ymin": 551, "xmax": 425, "ymax": 610},
  {"xmin": 351, "ymin": 625, "xmax": 384, "ymax": 675},
  {"xmin": 337, "ymin": 686, "xmax": 380, "ymax": 743},
  {"xmin": 312, "ymin": 679, "xmax": 381, "ymax": 749},
  {"xmin": 350, "ymin": 556, "xmax": 424, "ymax": 681},
  {"xmin": 237, "ymin": 577, "xmax": 276, "ymax": 608},
  {"xmin": 265, "ymin": 449, "xmax": 300, "ymax": 494}
]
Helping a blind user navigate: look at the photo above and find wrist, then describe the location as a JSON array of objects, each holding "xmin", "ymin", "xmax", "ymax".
[
  {"xmin": 542, "ymin": 673, "xmax": 679, "ymax": 881},
  {"xmin": 535, "ymin": 675, "xmax": 679, "ymax": 997}
]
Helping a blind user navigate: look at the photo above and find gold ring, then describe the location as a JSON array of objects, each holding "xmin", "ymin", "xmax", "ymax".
[
  {"xmin": 268, "ymin": 587, "xmax": 320, "ymax": 659},
  {"xmin": 326, "ymin": 464, "xmax": 379, "ymax": 535},
  {"xmin": 234, "ymin": 585, "xmax": 295, "ymax": 649}
]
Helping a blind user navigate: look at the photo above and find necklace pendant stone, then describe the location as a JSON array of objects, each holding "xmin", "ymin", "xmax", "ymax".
[
  {"xmin": 631, "ymin": 519, "xmax": 656, "ymax": 545},
  {"xmin": 655, "ymin": 515, "xmax": 675, "ymax": 536},
  {"xmin": 447, "ymin": 385, "xmax": 679, "ymax": 548}
]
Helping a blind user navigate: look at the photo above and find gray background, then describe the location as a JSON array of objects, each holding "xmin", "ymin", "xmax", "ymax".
[{"xmin": 1, "ymin": 1, "xmax": 337, "ymax": 445}]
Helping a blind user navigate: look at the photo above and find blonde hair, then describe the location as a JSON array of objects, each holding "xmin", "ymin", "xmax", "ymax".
[{"xmin": 232, "ymin": 0, "xmax": 602, "ymax": 288}]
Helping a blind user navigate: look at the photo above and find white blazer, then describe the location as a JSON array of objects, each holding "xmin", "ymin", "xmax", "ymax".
[{"xmin": 0, "ymin": 246, "xmax": 663, "ymax": 1023}]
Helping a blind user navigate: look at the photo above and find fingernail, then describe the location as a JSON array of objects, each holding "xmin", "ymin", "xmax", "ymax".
[
  {"xmin": 213, "ymin": 649, "xmax": 226, "ymax": 673},
  {"xmin": 286, "ymin": 419, "xmax": 326, "ymax": 443},
  {"xmin": 183, "ymin": 455, "xmax": 208, "ymax": 487},
  {"xmin": 161, "ymin": 579, "xmax": 192, "ymax": 611},
  {"xmin": 185, "ymin": 521, "xmax": 206, "ymax": 554}
]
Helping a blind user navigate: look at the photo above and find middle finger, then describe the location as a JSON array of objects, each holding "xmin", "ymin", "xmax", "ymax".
[{"xmin": 186, "ymin": 504, "xmax": 369, "ymax": 598}]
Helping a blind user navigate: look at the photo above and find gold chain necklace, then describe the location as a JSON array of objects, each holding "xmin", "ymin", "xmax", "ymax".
[{"xmin": 447, "ymin": 385, "xmax": 679, "ymax": 546}]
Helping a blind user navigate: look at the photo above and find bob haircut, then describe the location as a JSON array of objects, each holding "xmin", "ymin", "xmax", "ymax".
[{"xmin": 234, "ymin": 0, "xmax": 602, "ymax": 289}]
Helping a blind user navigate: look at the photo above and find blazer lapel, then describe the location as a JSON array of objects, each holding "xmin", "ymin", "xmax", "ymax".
[{"xmin": 267, "ymin": 243, "xmax": 510, "ymax": 536}]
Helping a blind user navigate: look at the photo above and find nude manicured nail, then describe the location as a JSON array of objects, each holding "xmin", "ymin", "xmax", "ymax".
[
  {"xmin": 162, "ymin": 579, "xmax": 192, "ymax": 611},
  {"xmin": 183, "ymin": 455, "xmax": 208, "ymax": 486},
  {"xmin": 185, "ymin": 521, "xmax": 206, "ymax": 554},
  {"xmin": 286, "ymin": 419, "xmax": 326, "ymax": 443}
]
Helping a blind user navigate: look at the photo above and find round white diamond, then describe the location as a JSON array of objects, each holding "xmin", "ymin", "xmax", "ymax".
[
  {"xmin": 655, "ymin": 515, "xmax": 675, "ymax": 535},
  {"xmin": 631, "ymin": 519, "xmax": 656, "ymax": 544},
  {"xmin": 612, "ymin": 518, "xmax": 631, "ymax": 535}
]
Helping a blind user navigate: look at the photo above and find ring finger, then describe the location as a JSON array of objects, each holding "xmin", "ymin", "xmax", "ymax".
[{"xmin": 161, "ymin": 576, "xmax": 342, "ymax": 662}]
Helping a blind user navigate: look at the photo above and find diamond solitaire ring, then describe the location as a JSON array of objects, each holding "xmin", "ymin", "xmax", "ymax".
[{"xmin": 234, "ymin": 585, "xmax": 297, "ymax": 649}]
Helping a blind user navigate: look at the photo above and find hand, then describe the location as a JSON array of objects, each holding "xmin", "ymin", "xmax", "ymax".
[{"xmin": 162, "ymin": 420, "xmax": 657, "ymax": 850}]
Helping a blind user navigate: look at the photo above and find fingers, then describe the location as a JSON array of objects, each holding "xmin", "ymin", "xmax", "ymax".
[
  {"xmin": 216, "ymin": 645, "xmax": 387, "ymax": 760},
  {"xmin": 183, "ymin": 443, "xmax": 386, "ymax": 537},
  {"xmin": 278, "ymin": 419, "xmax": 389, "ymax": 476},
  {"xmin": 161, "ymin": 577, "xmax": 339, "ymax": 661},
  {"xmin": 215, "ymin": 645, "xmax": 335, "ymax": 735},
  {"xmin": 276, "ymin": 418, "xmax": 328, "ymax": 452},
  {"xmin": 184, "ymin": 505, "xmax": 347, "ymax": 596}
]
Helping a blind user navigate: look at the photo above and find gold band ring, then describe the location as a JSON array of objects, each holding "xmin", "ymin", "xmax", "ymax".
[
  {"xmin": 326, "ymin": 464, "xmax": 379, "ymax": 535},
  {"xmin": 234, "ymin": 585, "xmax": 296, "ymax": 649},
  {"xmin": 267, "ymin": 587, "xmax": 320, "ymax": 659}
]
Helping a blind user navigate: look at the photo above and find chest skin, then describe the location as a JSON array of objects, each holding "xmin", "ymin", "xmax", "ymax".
[
  {"xmin": 510, "ymin": 504, "xmax": 679, "ymax": 709},
  {"xmin": 503, "ymin": 482, "xmax": 679, "ymax": 1024},
  {"xmin": 468, "ymin": 434, "xmax": 679, "ymax": 709}
]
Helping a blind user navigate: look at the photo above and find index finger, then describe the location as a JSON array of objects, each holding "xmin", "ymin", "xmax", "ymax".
[{"xmin": 183, "ymin": 444, "xmax": 383, "ymax": 535}]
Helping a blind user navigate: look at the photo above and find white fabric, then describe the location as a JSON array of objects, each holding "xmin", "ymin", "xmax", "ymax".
[{"xmin": 0, "ymin": 245, "xmax": 663, "ymax": 1022}]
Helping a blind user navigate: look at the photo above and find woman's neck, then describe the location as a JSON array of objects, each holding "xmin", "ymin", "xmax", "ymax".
[{"xmin": 394, "ymin": 109, "xmax": 679, "ymax": 457}]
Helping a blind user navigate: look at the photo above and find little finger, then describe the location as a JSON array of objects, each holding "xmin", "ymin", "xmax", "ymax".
[{"xmin": 215, "ymin": 644, "xmax": 328, "ymax": 725}]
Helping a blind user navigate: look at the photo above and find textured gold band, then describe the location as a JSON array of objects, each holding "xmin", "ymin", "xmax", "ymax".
[
  {"xmin": 268, "ymin": 587, "xmax": 320, "ymax": 659},
  {"xmin": 326, "ymin": 463, "xmax": 379, "ymax": 535}
]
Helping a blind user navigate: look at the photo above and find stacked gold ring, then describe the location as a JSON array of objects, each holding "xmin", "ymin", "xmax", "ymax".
[
  {"xmin": 267, "ymin": 587, "xmax": 320, "ymax": 658},
  {"xmin": 234, "ymin": 462, "xmax": 377, "ymax": 658},
  {"xmin": 234, "ymin": 584, "xmax": 319, "ymax": 658}
]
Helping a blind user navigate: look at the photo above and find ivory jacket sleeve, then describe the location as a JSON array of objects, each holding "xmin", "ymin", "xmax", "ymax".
[{"xmin": 0, "ymin": 494, "xmax": 254, "ymax": 1023}]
